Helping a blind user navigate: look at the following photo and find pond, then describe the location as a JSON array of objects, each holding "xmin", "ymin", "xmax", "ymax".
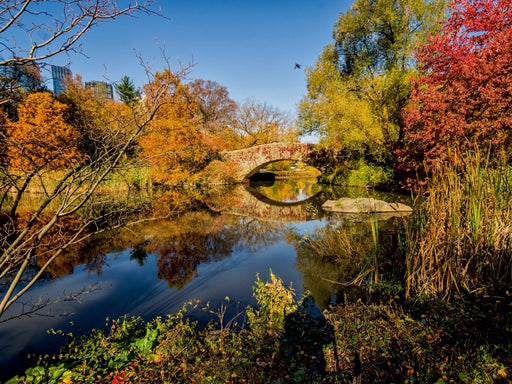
[{"xmin": 0, "ymin": 179, "xmax": 411, "ymax": 381}]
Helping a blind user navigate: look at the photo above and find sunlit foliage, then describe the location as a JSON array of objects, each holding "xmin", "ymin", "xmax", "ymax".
[
  {"xmin": 299, "ymin": 0, "xmax": 447, "ymax": 183},
  {"xmin": 0, "ymin": 62, "xmax": 46, "ymax": 120},
  {"xmin": 222, "ymin": 98, "xmax": 299, "ymax": 150},
  {"xmin": 188, "ymin": 78, "xmax": 237, "ymax": 149},
  {"xmin": 398, "ymin": 0, "xmax": 512, "ymax": 177},
  {"xmin": 6, "ymin": 92, "xmax": 83, "ymax": 170},
  {"xmin": 114, "ymin": 75, "xmax": 141, "ymax": 107},
  {"xmin": 139, "ymin": 69, "xmax": 213, "ymax": 185}
]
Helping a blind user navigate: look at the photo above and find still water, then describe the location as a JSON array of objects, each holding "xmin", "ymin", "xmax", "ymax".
[{"xmin": 0, "ymin": 179, "xmax": 410, "ymax": 381}]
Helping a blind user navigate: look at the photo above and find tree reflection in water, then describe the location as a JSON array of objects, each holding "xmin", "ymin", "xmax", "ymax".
[
  {"xmin": 43, "ymin": 209, "xmax": 288, "ymax": 291},
  {"xmin": 9, "ymin": 184, "xmax": 409, "ymax": 310},
  {"xmin": 150, "ymin": 214, "xmax": 286, "ymax": 290},
  {"xmin": 290, "ymin": 216, "xmax": 406, "ymax": 309}
]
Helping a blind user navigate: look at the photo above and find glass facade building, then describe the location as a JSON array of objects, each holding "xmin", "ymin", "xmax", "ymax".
[
  {"xmin": 85, "ymin": 81, "xmax": 114, "ymax": 100},
  {"xmin": 51, "ymin": 65, "xmax": 72, "ymax": 95}
]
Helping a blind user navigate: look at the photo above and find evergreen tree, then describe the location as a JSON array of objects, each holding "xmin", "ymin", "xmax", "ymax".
[{"xmin": 114, "ymin": 75, "xmax": 141, "ymax": 106}]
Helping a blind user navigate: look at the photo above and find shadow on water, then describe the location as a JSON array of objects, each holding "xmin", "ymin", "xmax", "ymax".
[{"xmin": 248, "ymin": 172, "xmax": 276, "ymax": 184}]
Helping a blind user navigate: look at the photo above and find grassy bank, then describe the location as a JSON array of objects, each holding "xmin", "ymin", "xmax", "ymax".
[
  {"xmin": 405, "ymin": 150, "xmax": 512, "ymax": 297},
  {"xmin": 6, "ymin": 273, "xmax": 511, "ymax": 383},
  {"xmin": 6, "ymin": 167, "xmax": 153, "ymax": 196}
]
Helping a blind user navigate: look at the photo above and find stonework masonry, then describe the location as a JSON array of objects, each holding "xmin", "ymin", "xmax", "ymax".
[{"xmin": 220, "ymin": 142, "xmax": 343, "ymax": 182}]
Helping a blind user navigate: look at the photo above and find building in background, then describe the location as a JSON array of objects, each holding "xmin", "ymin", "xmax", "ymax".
[
  {"xmin": 85, "ymin": 80, "xmax": 114, "ymax": 100},
  {"xmin": 51, "ymin": 65, "xmax": 72, "ymax": 95}
]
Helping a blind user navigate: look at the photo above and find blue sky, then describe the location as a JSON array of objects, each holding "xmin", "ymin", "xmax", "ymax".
[{"xmin": 46, "ymin": 0, "xmax": 352, "ymax": 114}]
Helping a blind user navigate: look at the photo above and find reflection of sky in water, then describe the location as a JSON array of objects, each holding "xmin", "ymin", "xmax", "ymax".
[
  {"xmin": 290, "ymin": 189, "xmax": 312, "ymax": 202},
  {"xmin": 0, "ymin": 219, "xmax": 308, "ymax": 381}
]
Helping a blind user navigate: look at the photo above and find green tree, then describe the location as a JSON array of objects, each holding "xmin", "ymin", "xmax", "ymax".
[
  {"xmin": 299, "ymin": 0, "xmax": 446, "ymax": 170},
  {"xmin": 114, "ymin": 75, "xmax": 142, "ymax": 106}
]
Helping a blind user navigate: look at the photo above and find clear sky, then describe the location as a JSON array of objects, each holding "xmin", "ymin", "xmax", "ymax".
[{"xmin": 46, "ymin": 0, "xmax": 352, "ymax": 115}]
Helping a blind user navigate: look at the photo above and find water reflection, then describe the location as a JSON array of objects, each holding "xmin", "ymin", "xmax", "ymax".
[
  {"xmin": 206, "ymin": 184, "xmax": 328, "ymax": 223},
  {"xmin": 291, "ymin": 216, "xmax": 406, "ymax": 309},
  {"xmin": 0, "ymin": 179, "xmax": 411, "ymax": 381},
  {"xmin": 252, "ymin": 177, "xmax": 322, "ymax": 203}
]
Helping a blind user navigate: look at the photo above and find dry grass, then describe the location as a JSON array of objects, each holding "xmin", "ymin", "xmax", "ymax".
[{"xmin": 405, "ymin": 149, "xmax": 512, "ymax": 297}]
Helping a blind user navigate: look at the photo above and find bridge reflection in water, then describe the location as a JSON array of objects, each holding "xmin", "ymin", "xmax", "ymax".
[
  {"xmin": 206, "ymin": 181, "xmax": 412, "ymax": 223},
  {"xmin": 206, "ymin": 184, "xmax": 332, "ymax": 223}
]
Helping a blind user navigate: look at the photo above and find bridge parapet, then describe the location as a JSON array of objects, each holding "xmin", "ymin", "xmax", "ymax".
[{"xmin": 220, "ymin": 142, "xmax": 342, "ymax": 182}]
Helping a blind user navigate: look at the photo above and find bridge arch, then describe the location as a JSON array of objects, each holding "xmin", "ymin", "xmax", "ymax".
[{"xmin": 220, "ymin": 142, "xmax": 341, "ymax": 182}]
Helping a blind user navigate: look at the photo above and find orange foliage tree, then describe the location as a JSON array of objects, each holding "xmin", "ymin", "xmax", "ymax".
[
  {"xmin": 140, "ymin": 69, "xmax": 215, "ymax": 185},
  {"xmin": 7, "ymin": 92, "xmax": 83, "ymax": 170},
  {"xmin": 58, "ymin": 75, "xmax": 138, "ymax": 163},
  {"xmin": 0, "ymin": 0, "xmax": 163, "ymax": 321}
]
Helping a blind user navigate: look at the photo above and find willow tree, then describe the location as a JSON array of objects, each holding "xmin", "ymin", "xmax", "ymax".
[{"xmin": 298, "ymin": 0, "xmax": 447, "ymax": 182}]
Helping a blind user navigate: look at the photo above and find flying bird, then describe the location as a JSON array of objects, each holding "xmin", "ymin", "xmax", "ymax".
[{"xmin": 294, "ymin": 63, "xmax": 301, "ymax": 69}]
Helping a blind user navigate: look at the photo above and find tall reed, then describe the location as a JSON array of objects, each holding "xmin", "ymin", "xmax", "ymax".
[{"xmin": 405, "ymin": 149, "xmax": 512, "ymax": 297}]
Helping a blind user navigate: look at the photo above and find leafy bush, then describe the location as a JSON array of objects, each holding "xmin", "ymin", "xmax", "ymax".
[
  {"xmin": 345, "ymin": 163, "xmax": 393, "ymax": 188},
  {"xmin": 6, "ymin": 273, "xmax": 511, "ymax": 383},
  {"xmin": 246, "ymin": 270, "xmax": 297, "ymax": 339},
  {"xmin": 319, "ymin": 162, "xmax": 393, "ymax": 187}
]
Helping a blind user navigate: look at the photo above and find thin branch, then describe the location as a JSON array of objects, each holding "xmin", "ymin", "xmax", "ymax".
[{"xmin": 0, "ymin": 0, "xmax": 162, "ymax": 66}]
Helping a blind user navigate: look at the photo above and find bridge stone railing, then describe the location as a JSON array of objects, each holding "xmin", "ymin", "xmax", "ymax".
[{"xmin": 220, "ymin": 142, "xmax": 343, "ymax": 182}]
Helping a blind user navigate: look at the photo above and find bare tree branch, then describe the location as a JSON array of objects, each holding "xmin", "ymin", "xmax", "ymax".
[
  {"xmin": 0, "ymin": 283, "xmax": 110, "ymax": 324},
  {"xmin": 0, "ymin": 54, "xmax": 185, "ymax": 319},
  {"xmin": 0, "ymin": 0, "xmax": 162, "ymax": 67}
]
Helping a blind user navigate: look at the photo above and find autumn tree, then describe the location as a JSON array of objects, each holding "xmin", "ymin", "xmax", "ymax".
[
  {"xmin": 223, "ymin": 98, "xmax": 298, "ymax": 150},
  {"xmin": 398, "ymin": 0, "xmax": 512, "ymax": 176},
  {"xmin": 0, "ymin": 62, "xmax": 46, "ymax": 120},
  {"xmin": 0, "ymin": 0, "xmax": 161, "ymax": 320},
  {"xmin": 58, "ymin": 74, "xmax": 139, "ymax": 163},
  {"xmin": 299, "ymin": 47, "xmax": 386, "ymax": 157},
  {"xmin": 187, "ymin": 78, "xmax": 237, "ymax": 150},
  {"xmin": 6, "ymin": 91, "xmax": 83, "ymax": 171},
  {"xmin": 298, "ymin": 0, "xmax": 447, "ymax": 182},
  {"xmin": 139, "ymin": 68, "xmax": 214, "ymax": 185},
  {"xmin": 189, "ymin": 79, "xmax": 237, "ymax": 134},
  {"xmin": 0, "ymin": 67, "xmax": 170, "ymax": 319}
]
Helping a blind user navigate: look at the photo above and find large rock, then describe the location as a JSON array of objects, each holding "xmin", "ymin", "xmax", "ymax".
[{"xmin": 322, "ymin": 197, "xmax": 412, "ymax": 220}]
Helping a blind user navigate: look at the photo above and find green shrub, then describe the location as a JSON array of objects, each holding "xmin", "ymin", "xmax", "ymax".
[
  {"xmin": 246, "ymin": 270, "xmax": 297, "ymax": 339},
  {"xmin": 319, "ymin": 162, "xmax": 393, "ymax": 187}
]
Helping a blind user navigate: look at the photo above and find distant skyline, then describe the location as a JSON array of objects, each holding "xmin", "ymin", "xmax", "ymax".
[{"xmin": 44, "ymin": 0, "xmax": 351, "ymax": 114}]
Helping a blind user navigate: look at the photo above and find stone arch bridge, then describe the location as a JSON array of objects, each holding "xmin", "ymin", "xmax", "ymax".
[{"xmin": 220, "ymin": 142, "xmax": 343, "ymax": 182}]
